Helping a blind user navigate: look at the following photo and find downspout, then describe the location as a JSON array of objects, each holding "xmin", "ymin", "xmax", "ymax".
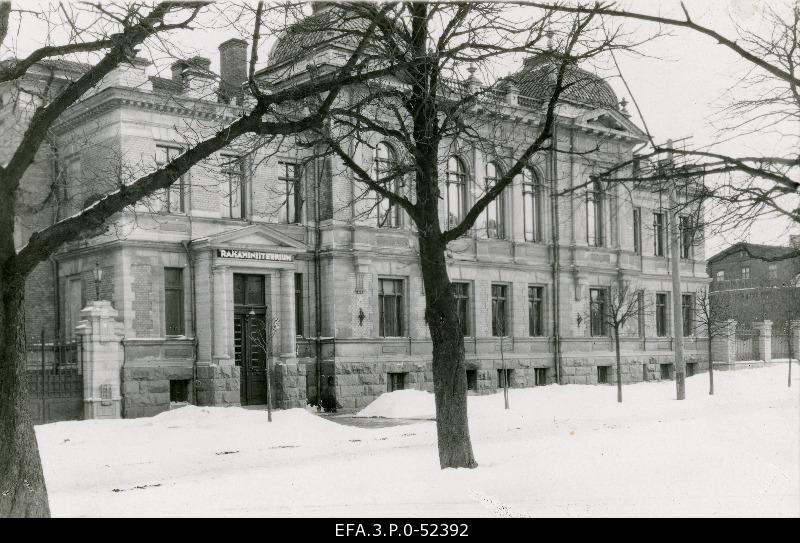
[
  {"xmin": 550, "ymin": 122, "xmax": 562, "ymax": 384},
  {"xmin": 182, "ymin": 176, "xmax": 198, "ymax": 405},
  {"xmin": 314, "ymin": 153, "xmax": 324, "ymax": 410}
]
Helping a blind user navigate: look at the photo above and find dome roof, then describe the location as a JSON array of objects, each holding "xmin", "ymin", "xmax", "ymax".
[
  {"xmin": 508, "ymin": 56, "xmax": 619, "ymax": 110},
  {"xmin": 267, "ymin": 5, "xmax": 368, "ymax": 67}
]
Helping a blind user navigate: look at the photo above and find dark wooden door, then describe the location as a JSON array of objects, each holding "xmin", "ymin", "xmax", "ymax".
[{"xmin": 233, "ymin": 274, "xmax": 269, "ymax": 405}]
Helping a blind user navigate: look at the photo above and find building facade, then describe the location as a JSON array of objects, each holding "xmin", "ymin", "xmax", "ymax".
[
  {"xmin": 708, "ymin": 239, "xmax": 800, "ymax": 332},
  {"xmin": 8, "ymin": 6, "xmax": 710, "ymax": 417}
]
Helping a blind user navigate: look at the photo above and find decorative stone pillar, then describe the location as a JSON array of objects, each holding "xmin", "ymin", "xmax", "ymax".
[
  {"xmin": 790, "ymin": 320, "xmax": 800, "ymax": 361},
  {"xmin": 212, "ymin": 265, "xmax": 231, "ymax": 363},
  {"xmin": 711, "ymin": 319, "xmax": 737, "ymax": 369},
  {"xmin": 752, "ymin": 320, "xmax": 772, "ymax": 363},
  {"xmin": 75, "ymin": 301, "xmax": 124, "ymax": 419},
  {"xmin": 279, "ymin": 270, "xmax": 296, "ymax": 358}
]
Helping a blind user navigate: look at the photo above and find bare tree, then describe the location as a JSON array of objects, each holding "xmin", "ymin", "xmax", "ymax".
[
  {"xmin": 0, "ymin": 0, "xmax": 399, "ymax": 517},
  {"xmin": 695, "ymin": 287, "xmax": 732, "ymax": 396},
  {"xmin": 600, "ymin": 280, "xmax": 642, "ymax": 403},
  {"xmin": 300, "ymin": 1, "xmax": 638, "ymax": 469},
  {"xmin": 248, "ymin": 312, "xmax": 280, "ymax": 422}
]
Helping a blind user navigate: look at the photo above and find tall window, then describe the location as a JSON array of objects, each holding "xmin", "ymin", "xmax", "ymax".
[
  {"xmin": 295, "ymin": 273, "xmax": 304, "ymax": 337},
  {"xmin": 633, "ymin": 207, "xmax": 642, "ymax": 254},
  {"xmin": 482, "ymin": 161, "xmax": 505, "ymax": 239},
  {"xmin": 589, "ymin": 288, "xmax": 607, "ymax": 337},
  {"xmin": 164, "ymin": 268, "xmax": 184, "ymax": 336},
  {"xmin": 522, "ymin": 168, "xmax": 542, "ymax": 242},
  {"xmin": 374, "ymin": 142, "xmax": 400, "ymax": 228},
  {"xmin": 586, "ymin": 179, "xmax": 604, "ymax": 247},
  {"xmin": 656, "ymin": 293, "xmax": 668, "ymax": 337},
  {"xmin": 528, "ymin": 286, "xmax": 544, "ymax": 336},
  {"xmin": 222, "ymin": 154, "xmax": 245, "ymax": 219},
  {"xmin": 741, "ymin": 267, "xmax": 750, "ymax": 280},
  {"xmin": 491, "ymin": 284, "xmax": 508, "ymax": 337},
  {"xmin": 156, "ymin": 145, "xmax": 185, "ymax": 213},
  {"xmin": 681, "ymin": 294, "xmax": 694, "ymax": 337},
  {"xmin": 637, "ymin": 290, "xmax": 645, "ymax": 337},
  {"xmin": 716, "ymin": 270, "xmax": 725, "ymax": 281},
  {"xmin": 679, "ymin": 216, "xmax": 693, "ymax": 259},
  {"xmin": 278, "ymin": 162, "xmax": 301, "ymax": 223},
  {"xmin": 379, "ymin": 279, "xmax": 404, "ymax": 337},
  {"xmin": 445, "ymin": 155, "xmax": 467, "ymax": 230},
  {"xmin": 653, "ymin": 212, "xmax": 666, "ymax": 256},
  {"xmin": 769, "ymin": 264, "xmax": 778, "ymax": 280},
  {"xmin": 452, "ymin": 282, "xmax": 471, "ymax": 336}
]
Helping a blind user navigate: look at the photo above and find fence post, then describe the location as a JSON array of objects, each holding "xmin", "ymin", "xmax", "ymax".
[
  {"xmin": 711, "ymin": 319, "xmax": 737, "ymax": 371},
  {"xmin": 790, "ymin": 321, "xmax": 800, "ymax": 363},
  {"xmin": 75, "ymin": 301, "xmax": 124, "ymax": 419},
  {"xmin": 751, "ymin": 321, "xmax": 772, "ymax": 364},
  {"xmin": 40, "ymin": 329, "xmax": 46, "ymax": 424}
]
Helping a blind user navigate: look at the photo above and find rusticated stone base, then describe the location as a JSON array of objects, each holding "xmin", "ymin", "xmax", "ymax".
[
  {"xmin": 274, "ymin": 362, "xmax": 308, "ymax": 409},
  {"xmin": 195, "ymin": 364, "xmax": 241, "ymax": 407},
  {"xmin": 122, "ymin": 365, "xmax": 194, "ymax": 418}
]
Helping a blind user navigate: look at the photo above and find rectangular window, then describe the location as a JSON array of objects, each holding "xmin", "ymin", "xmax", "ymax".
[
  {"xmin": 768, "ymin": 264, "xmax": 778, "ymax": 280},
  {"xmin": 597, "ymin": 366, "xmax": 609, "ymax": 384},
  {"xmin": 222, "ymin": 154, "xmax": 245, "ymax": 219},
  {"xmin": 534, "ymin": 368, "xmax": 547, "ymax": 386},
  {"xmin": 741, "ymin": 267, "xmax": 750, "ymax": 280},
  {"xmin": 660, "ymin": 363, "xmax": 672, "ymax": 380},
  {"xmin": 279, "ymin": 162, "xmax": 302, "ymax": 224},
  {"xmin": 637, "ymin": 290, "xmax": 645, "ymax": 337},
  {"xmin": 682, "ymin": 294, "xmax": 694, "ymax": 337},
  {"xmin": 679, "ymin": 216, "xmax": 693, "ymax": 259},
  {"xmin": 156, "ymin": 145, "xmax": 185, "ymax": 213},
  {"xmin": 716, "ymin": 270, "xmax": 725, "ymax": 281},
  {"xmin": 587, "ymin": 182, "xmax": 604, "ymax": 247},
  {"xmin": 452, "ymin": 282, "xmax": 471, "ymax": 337},
  {"xmin": 387, "ymin": 372, "xmax": 406, "ymax": 392},
  {"xmin": 589, "ymin": 288, "xmax": 607, "ymax": 337},
  {"xmin": 379, "ymin": 279, "xmax": 404, "ymax": 337},
  {"xmin": 466, "ymin": 370, "xmax": 478, "ymax": 391},
  {"xmin": 170, "ymin": 380, "xmax": 190, "ymax": 403},
  {"xmin": 295, "ymin": 273, "xmax": 304, "ymax": 337},
  {"xmin": 164, "ymin": 268, "xmax": 184, "ymax": 336},
  {"xmin": 497, "ymin": 368, "xmax": 514, "ymax": 388},
  {"xmin": 65, "ymin": 276, "xmax": 83, "ymax": 339},
  {"xmin": 686, "ymin": 362, "xmax": 696, "ymax": 377},
  {"xmin": 528, "ymin": 286, "xmax": 544, "ymax": 336},
  {"xmin": 656, "ymin": 293, "xmax": 668, "ymax": 337},
  {"xmin": 491, "ymin": 284, "xmax": 508, "ymax": 337},
  {"xmin": 633, "ymin": 207, "xmax": 642, "ymax": 254},
  {"xmin": 653, "ymin": 212, "xmax": 665, "ymax": 256}
]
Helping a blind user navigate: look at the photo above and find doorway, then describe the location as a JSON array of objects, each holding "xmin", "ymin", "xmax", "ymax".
[{"xmin": 233, "ymin": 274, "xmax": 269, "ymax": 405}]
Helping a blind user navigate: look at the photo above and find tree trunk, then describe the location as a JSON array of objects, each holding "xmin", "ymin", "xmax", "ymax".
[
  {"xmin": 707, "ymin": 324, "xmax": 714, "ymax": 395},
  {"xmin": 418, "ymin": 234, "xmax": 477, "ymax": 469},
  {"xmin": 614, "ymin": 328, "xmax": 622, "ymax": 403},
  {"xmin": 0, "ymin": 269, "xmax": 51, "ymax": 517}
]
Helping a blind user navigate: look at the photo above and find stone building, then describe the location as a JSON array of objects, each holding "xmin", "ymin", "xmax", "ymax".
[{"xmin": 8, "ymin": 5, "xmax": 710, "ymax": 417}]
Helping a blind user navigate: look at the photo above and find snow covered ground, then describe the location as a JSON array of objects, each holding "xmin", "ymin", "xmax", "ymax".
[{"xmin": 37, "ymin": 364, "xmax": 799, "ymax": 517}]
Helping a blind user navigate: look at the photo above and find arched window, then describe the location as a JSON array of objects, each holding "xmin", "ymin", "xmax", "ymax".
[
  {"xmin": 445, "ymin": 155, "xmax": 467, "ymax": 229},
  {"xmin": 522, "ymin": 168, "xmax": 542, "ymax": 242},
  {"xmin": 483, "ymin": 161, "xmax": 505, "ymax": 239},
  {"xmin": 587, "ymin": 178, "xmax": 605, "ymax": 247},
  {"xmin": 374, "ymin": 142, "xmax": 400, "ymax": 228}
]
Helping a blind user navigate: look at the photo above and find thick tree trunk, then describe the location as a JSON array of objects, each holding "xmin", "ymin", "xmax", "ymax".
[
  {"xmin": 418, "ymin": 235, "xmax": 477, "ymax": 469},
  {"xmin": 0, "ymin": 269, "xmax": 51, "ymax": 517}
]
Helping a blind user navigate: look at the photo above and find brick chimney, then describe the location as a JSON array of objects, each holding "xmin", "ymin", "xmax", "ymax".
[
  {"xmin": 171, "ymin": 60, "xmax": 186, "ymax": 85},
  {"xmin": 218, "ymin": 38, "xmax": 248, "ymax": 105},
  {"xmin": 181, "ymin": 56, "xmax": 214, "ymax": 99}
]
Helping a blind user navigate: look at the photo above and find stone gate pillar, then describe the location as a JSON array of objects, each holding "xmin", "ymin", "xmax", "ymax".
[
  {"xmin": 711, "ymin": 319, "xmax": 737, "ymax": 370},
  {"xmin": 75, "ymin": 301, "xmax": 124, "ymax": 419},
  {"xmin": 752, "ymin": 320, "xmax": 772, "ymax": 363},
  {"xmin": 790, "ymin": 320, "xmax": 800, "ymax": 361}
]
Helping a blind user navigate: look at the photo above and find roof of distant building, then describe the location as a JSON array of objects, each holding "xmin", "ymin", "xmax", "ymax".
[{"xmin": 707, "ymin": 242, "xmax": 800, "ymax": 265}]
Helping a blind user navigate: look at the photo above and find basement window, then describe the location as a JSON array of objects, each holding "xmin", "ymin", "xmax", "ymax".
[
  {"xmin": 660, "ymin": 364, "xmax": 672, "ymax": 380},
  {"xmin": 170, "ymin": 379, "xmax": 190, "ymax": 403},
  {"xmin": 597, "ymin": 366, "xmax": 609, "ymax": 384},
  {"xmin": 534, "ymin": 368, "xmax": 547, "ymax": 386},
  {"xmin": 387, "ymin": 372, "xmax": 406, "ymax": 392},
  {"xmin": 686, "ymin": 362, "xmax": 696, "ymax": 377},
  {"xmin": 466, "ymin": 370, "xmax": 478, "ymax": 391},
  {"xmin": 497, "ymin": 369, "xmax": 514, "ymax": 389}
]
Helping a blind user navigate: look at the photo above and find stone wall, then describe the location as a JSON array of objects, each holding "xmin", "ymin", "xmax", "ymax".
[
  {"xmin": 274, "ymin": 362, "xmax": 308, "ymax": 409},
  {"xmin": 195, "ymin": 364, "xmax": 241, "ymax": 407},
  {"xmin": 122, "ymin": 365, "xmax": 194, "ymax": 418}
]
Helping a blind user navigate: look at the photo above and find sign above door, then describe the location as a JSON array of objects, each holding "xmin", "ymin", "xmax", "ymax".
[{"xmin": 217, "ymin": 249, "xmax": 294, "ymax": 262}]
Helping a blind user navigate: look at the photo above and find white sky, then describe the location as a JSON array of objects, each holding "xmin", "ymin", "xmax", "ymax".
[{"xmin": 5, "ymin": 0, "xmax": 799, "ymax": 255}]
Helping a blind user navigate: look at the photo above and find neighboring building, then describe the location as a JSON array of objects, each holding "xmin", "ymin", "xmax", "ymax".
[
  {"xmin": 707, "ymin": 238, "xmax": 800, "ymax": 331},
  {"xmin": 8, "ymin": 5, "xmax": 710, "ymax": 417}
]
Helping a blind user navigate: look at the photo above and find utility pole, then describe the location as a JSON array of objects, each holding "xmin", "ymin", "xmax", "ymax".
[{"xmin": 666, "ymin": 139, "xmax": 686, "ymax": 400}]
